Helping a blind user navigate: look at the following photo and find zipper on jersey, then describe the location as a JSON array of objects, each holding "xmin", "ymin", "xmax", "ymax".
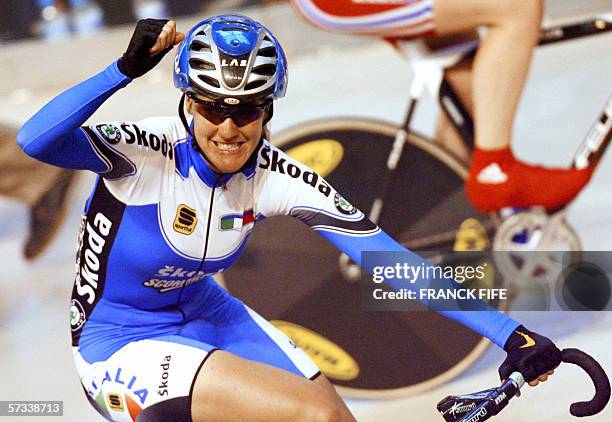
[{"xmin": 175, "ymin": 176, "xmax": 220, "ymax": 319}]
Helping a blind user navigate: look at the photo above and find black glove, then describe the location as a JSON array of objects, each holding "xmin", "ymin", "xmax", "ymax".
[
  {"xmin": 498, "ymin": 325, "xmax": 562, "ymax": 383},
  {"xmin": 118, "ymin": 18, "xmax": 172, "ymax": 78}
]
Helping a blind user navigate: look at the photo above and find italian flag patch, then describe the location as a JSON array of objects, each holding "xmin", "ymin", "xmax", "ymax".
[{"xmin": 220, "ymin": 210, "xmax": 255, "ymax": 231}]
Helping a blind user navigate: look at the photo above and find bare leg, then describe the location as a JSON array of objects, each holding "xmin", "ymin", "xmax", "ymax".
[
  {"xmin": 434, "ymin": 0, "xmax": 543, "ymax": 150},
  {"xmin": 313, "ymin": 373, "xmax": 355, "ymax": 419},
  {"xmin": 434, "ymin": 56, "xmax": 473, "ymax": 163},
  {"xmin": 191, "ymin": 350, "xmax": 356, "ymax": 422}
]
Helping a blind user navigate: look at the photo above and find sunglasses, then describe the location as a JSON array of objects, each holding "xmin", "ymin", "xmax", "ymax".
[{"xmin": 191, "ymin": 97, "xmax": 270, "ymax": 127}]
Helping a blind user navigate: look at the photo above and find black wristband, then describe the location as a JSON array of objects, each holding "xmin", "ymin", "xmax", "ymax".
[{"xmin": 118, "ymin": 18, "xmax": 172, "ymax": 79}]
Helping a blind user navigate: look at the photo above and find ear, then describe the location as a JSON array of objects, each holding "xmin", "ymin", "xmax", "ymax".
[{"xmin": 185, "ymin": 96, "xmax": 194, "ymax": 114}]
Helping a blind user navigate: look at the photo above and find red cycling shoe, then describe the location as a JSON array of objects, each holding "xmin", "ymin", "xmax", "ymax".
[{"xmin": 466, "ymin": 147, "xmax": 594, "ymax": 213}]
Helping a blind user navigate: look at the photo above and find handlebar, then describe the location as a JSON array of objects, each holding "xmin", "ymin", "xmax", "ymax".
[
  {"xmin": 437, "ymin": 348, "xmax": 610, "ymax": 421},
  {"xmin": 562, "ymin": 348, "xmax": 611, "ymax": 417}
]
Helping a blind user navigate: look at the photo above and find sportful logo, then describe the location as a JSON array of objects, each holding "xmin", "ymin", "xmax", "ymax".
[
  {"xmin": 173, "ymin": 204, "xmax": 198, "ymax": 235},
  {"xmin": 107, "ymin": 393, "xmax": 124, "ymax": 411}
]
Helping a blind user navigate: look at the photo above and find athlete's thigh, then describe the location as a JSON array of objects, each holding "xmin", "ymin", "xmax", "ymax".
[
  {"xmin": 313, "ymin": 372, "xmax": 354, "ymax": 418},
  {"xmin": 74, "ymin": 336, "xmax": 215, "ymax": 422},
  {"xmin": 191, "ymin": 350, "xmax": 340, "ymax": 422},
  {"xmin": 218, "ymin": 302, "xmax": 320, "ymax": 379},
  {"xmin": 188, "ymin": 303, "xmax": 352, "ymax": 421},
  {"xmin": 434, "ymin": 0, "xmax": 541, "ymax": 35}
]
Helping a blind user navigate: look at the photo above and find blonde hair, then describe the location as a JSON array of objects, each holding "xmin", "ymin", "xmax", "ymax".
[{"xmin": 262, "ymin": 124, "xmax": 271, "ymax": 141}]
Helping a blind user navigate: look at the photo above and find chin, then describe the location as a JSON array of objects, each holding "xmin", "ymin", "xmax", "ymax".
[{"xmin": 214, "ymin": 158, "xmax": 245, "ymax": 174}]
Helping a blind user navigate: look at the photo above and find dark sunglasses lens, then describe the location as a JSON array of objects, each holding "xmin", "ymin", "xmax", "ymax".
[
  {"xmin": 194, "ymin": 100, "xmax": 267, "ymax": 126},
  {"xmin": 231, "ymin": 108, "xmax": 265, "ymax": 126},
  {"xmin": 195, "ymin": 102, "xmax": 226, "ymax": 125}
]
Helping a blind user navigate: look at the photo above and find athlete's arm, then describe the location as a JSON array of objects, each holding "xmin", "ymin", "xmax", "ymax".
[
  {"xmin": 255, "ymin": 143, "xmax": 519, "ymax": 347},
  {"xmin": 256, "ymin": 119, "xmax": 561, "ymax": 388},
  {"xmin": 314, "ymin": 218, "xmax": 519, "ymax": 348},
  {"xmin": 17, "ymin": 19, "xmax": 182, "ymax": 171},
  {"xmin": 17, "ymin": 61, "xmax": 131, "ymax": 171},
  {"xmin": 301, "ymin": 187, "xmax": 562, "ymax": 385}
]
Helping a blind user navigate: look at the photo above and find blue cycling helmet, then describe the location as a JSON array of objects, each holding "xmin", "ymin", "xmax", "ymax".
[{"xmin": 174, "ymin": 15, "xmax": 288, "ymax": 105}]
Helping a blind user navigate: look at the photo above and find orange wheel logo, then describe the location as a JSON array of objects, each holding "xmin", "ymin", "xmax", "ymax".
[{"xmin": 286, "ymin": 139, "xmax": 344, "ymax": 177}]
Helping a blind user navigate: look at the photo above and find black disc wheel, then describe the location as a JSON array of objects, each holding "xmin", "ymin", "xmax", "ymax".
[{"xmin": 222, "ymin": 118, "xmax": 501, "ymax": 398}]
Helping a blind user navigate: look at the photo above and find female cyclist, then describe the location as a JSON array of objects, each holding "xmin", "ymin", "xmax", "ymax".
[
  {"xmin": 19, "ymin": 15, "xmax": 560, "ymax": 422},
  {"xmin": 289, "ymin": 0, "xmax": 595, "ymax": 212}
]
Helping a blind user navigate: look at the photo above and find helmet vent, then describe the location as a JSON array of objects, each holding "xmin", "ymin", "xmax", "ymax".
[
  {"xmin": 189, "ymin": 58, "xmax": 215, "ymax": 71},
  {"xmin": 191, "ymin": 40, "xmax": 211, "ymax": 53},
  {"xmin": 258, "ymin": 46, "xmax": 277, "ymax": 58},
  {"xmin": 197, "ymin": 75, "xmax": 221, "ymax": 88},
  {"xmin": 222, "ymin": 25, "xmax": 248, "ymax": 32},
  {"xmin": 245, "ymin": 80, "xmax": 266, "ymax": 90},
  {"xmin": 251, "ymin": 64, "xmax": 276, "ymax": 76}
]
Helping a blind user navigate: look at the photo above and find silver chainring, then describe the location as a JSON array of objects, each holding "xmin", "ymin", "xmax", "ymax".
[{"xmin": 493, "ymin": 208, "xmax": 581, "ymax": 290}]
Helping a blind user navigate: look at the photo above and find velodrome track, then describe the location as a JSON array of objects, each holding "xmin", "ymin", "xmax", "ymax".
[{"xmin": 0, "ymin": 2, "xmax": 611, "ymax": 420}]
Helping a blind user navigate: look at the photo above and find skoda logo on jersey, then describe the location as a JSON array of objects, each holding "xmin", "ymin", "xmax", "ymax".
[
  {"xmin": 334, "ymin": 193, "xmax": 357, "ymax": 215},
  {"xmin": 173, "ymin": 204, "xmax": 198, "ymax": 235},
  {"xmin": 96, "ymin": 124, "xmax": 122, "ymax": 145},
  {"xmin": 70, "ymin": 299, "xmax": 86, "ymax": 332}
]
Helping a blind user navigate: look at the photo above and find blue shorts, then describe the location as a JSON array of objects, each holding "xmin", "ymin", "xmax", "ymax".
[{"xmin": 73, "ymin": 295, "xmax": 320, "ymax": 421}]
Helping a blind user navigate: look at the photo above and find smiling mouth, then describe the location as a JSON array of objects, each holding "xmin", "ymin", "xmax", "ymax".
[{"xmin": 211, "ymin": 140, "xmax": 244, "ymax": 152}]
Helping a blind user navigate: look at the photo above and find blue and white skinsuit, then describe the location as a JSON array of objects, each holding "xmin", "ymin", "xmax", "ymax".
[{"xmin": 18, "ymin": 61, "xmax": 520, "ymax": 421}]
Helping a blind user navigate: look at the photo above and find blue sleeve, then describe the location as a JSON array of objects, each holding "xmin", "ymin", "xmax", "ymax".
[
  {"xmin": 17, "ymin": 60, "xmax": 132, "ymax": 171},
  {"xmin": 316, "ymin": 227, "xmax": 519, "ymax": 349}
]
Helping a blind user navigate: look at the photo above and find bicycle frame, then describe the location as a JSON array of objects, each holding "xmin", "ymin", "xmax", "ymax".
[{"xmin": 365, "ymin": 17, "xmax": 611, "ymax": 226}]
